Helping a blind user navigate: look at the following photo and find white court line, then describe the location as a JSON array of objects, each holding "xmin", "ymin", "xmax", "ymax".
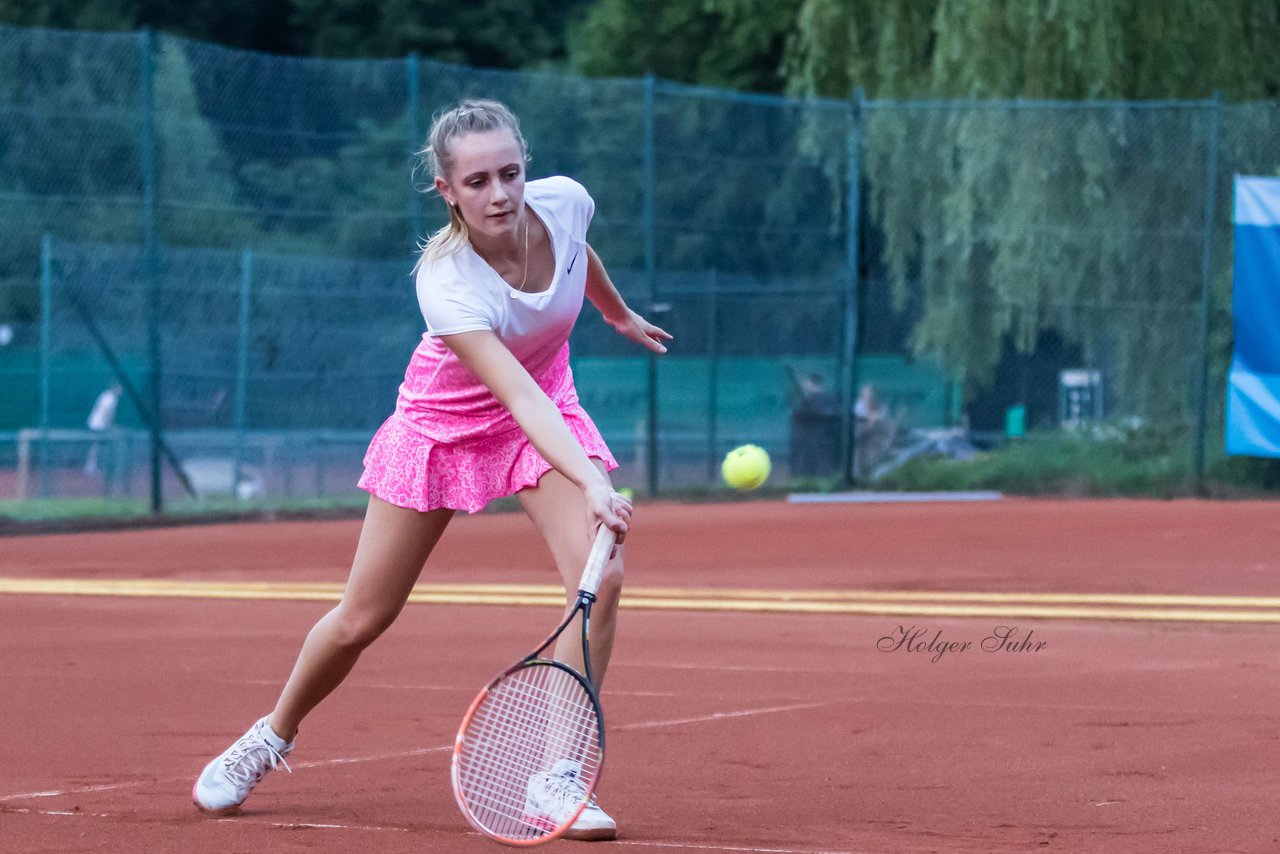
[
  {"xmin": 0, "ymin": 782, "xmax": 139, "ymax": 802},
  {"xmin": 615, "ymin": 843, "xmax": 856, "ymax": 854},
  {"xmin": 229, "ymin": 823, "xmax": 855, "ymax": 853},
  {"xmin": 0, "ymin": 701, "xmax": 830, "ymax": 803},
  {"xmin": 294, "ymin": 701, "xmax": 829, "ymax": 771},
  {"xmin": 233, "ymin": 678, "xmax": 474, "ymax": 691},
  {"xmin": 218, "ymin": 818, "xmax": 411, "ymax": 833},
  {"xmin": 626, "ymin": 661, "xmax": 857, "ymax": 675},
  {"xmin": 5, "ymin": 807, "xmax": 411, "ymax": 835},
  {"xmin": 232, "ymin": 677, "xmax": 676, "ymax": 698},
  {"xmin": 616, "ymin": 702, "xmax": 829, "ymax": 732},
  {"xmin": 2, "ymin": 807, "xmax": 113, "ymax": 818},
  {"xmin": 8, "ymin": 808, "xmax": 855, "ymax": 853},
  {"xmin": 788, "ymin": 490, "xmax": 1002, "ymax": 504},
  {"xmin": 293, "ymin": 743, "xmax": 448, "ymax": 770}
]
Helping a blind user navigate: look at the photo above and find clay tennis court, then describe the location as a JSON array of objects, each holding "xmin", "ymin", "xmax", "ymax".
[{"xmin": 2, "ymin": 498, "xmax": 1279, "ymax": 853}]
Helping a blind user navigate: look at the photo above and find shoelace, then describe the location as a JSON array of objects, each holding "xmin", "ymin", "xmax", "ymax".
[
  {"xmin": 537, "ymin": 769, "xmax": 590, "ymax": 811},
  {"xmin": 221, "ymin": 736, "xmax": 292, "ymax": 787}
]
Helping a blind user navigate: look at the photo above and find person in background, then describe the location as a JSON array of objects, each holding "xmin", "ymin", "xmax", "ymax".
[
  {"xmin": 84, "ymin": 382, "xmax": 121, "ymax": 475},
  {"xmin": 786, "ymin": 366, "xmax": 839, "ymax": 477},
  {"xmin": 854, "ymin": 382, "xmax": 893, "ymax": 480}
]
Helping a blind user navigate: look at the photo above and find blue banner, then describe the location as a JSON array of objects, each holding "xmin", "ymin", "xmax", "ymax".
[{"xmin": 1227, "ymin": 176, "xmax": 1280, "ymax": 458}]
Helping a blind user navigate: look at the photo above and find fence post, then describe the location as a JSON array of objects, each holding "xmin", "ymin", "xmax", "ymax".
[
  {"xmin": 139, "ymin": 27, "xmax": 163, "ymax": 513},
  {"xmin": 234, "ymin": 248, "xmax": 252, "ymax": 494},
  {"xmin": 643, "ymin": 74, "xmax": 659, "ymax": 496},
  {"xmin": 706, "ymin": 270, "xmax": 720, "ymax": 483},
  {"xmin": 407, "ymin": 52, "xmax": 423, "ymax": 247},
  {"xmin": 1192, "ymin": 92, "xmax": 1222, "ymax": 494},
  {"xmin": 840, "ymin": 88, "xmax": 866, "ymax": 484},
  {"xmin": 38, "ymin": 234, "xmax": 53, "ymax": 498}
]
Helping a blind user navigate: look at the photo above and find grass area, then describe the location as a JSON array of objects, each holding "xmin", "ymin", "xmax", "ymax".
[
  {"xmin": 3, "ymin": 429, "xmax": 1275, "ymax": 532},
  {"xmin": 0, "ymin": 496, "xmax": 153, "ymax": 522},
  {"xmin": 0, "ymin": 494, "xmax": 369, "ymax": 527},
  {"xmin": 877, "ymin": 437, "xmax": 1185, "ymax": 497},
  {"xmin": 873, "ymin": 428, "xmax": 1280, "ymax": 498}
]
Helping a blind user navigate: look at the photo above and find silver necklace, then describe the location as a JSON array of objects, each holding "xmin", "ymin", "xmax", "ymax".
[{"xmin": 510, "ymin": 213, "xmax": 529, "ymax": 299}]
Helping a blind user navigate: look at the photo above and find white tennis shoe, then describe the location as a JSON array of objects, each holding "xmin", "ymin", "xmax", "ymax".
[
  {"xmin": 525, "ymin": 759, "xmax": 617, "ymax": 841},
  {"xmin": 193, "ymin": 716, "xmax": 294, "ymax": 813}
]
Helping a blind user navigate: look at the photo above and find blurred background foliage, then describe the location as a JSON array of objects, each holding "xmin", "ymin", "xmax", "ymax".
[{"xmin": 2, "ymin": 1, "xmax": 1279, "ymax": 497}]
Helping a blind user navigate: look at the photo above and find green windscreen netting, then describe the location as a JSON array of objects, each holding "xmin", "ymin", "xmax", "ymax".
[{"xmin": 2, "ymin": 24, "xmax": 1277, "ymax": 509}]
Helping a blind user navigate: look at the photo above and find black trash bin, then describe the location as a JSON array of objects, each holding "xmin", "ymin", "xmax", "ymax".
[{"xmin": 787, "ymin": 369, "xmax": 839, "ymax": 478}]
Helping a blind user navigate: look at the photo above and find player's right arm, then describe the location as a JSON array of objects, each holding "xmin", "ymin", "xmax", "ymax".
[
  {"xmin": 441, "ymin": 330, "xmax": 629, "ymax": 537},
  {"xmin": 584, "ymin": 245, "xmax": 671, "ymax": 354}
]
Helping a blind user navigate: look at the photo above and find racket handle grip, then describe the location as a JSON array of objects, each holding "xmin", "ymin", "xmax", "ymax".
[{"xmin": 578, "ymin": 525, "xmax": 617, "ymax": 597}]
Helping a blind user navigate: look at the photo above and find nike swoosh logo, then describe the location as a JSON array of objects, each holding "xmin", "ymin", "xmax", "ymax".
[{"xmin": 567, "ymin": 250, "xmax": 580, "ymax": 273}]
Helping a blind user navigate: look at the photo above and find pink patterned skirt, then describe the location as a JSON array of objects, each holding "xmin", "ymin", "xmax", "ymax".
[{"xmin": 357, "ymin": 404, "xmax": 618, "ymax": 514}]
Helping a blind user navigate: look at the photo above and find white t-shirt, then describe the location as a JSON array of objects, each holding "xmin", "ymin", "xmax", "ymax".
[
  {"xmin": 392, "ymin": 176, "xmax": 595, "ymax": 441},
  {"xmin": 87, "ymin": 388, "xmax": 120, "ymax": 431},
  {"xmin": 416, "ymin": 175, "xmax": 593, "ymax": 364}
]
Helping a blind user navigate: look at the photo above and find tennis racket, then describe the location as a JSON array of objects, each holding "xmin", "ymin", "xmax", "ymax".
[{"xmin": 452, "ymin": 525, "xmax": 615, "ymax": 846}]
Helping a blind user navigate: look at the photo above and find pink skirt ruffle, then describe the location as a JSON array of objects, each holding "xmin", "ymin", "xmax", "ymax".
[{"xmin": 357, "ymin": 407, "xmax": 618, "ymax": 514}]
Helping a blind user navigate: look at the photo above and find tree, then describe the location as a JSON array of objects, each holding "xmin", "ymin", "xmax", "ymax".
[
  {"xmin": 570, "ymin": 0, "xmax": 796, "ymax": 93},
  {"xmin": 0, "ymin": 1, "xmax": 297, "ymax": 54},
  {"xmin": 0, "ymin": 0, "xmax": 139, "ymax": 31},
  {"xmin": 137, "ymin": 0, "xmax": 295, "ymax": 55},
  {"xmin": 785, "ymin": 0, "xmax": 1280, "ymax": 101},
  {"xmin": 289, "ymin": 0, "xmax": 592, "ymax": 67},
  {"xmin": 153, "ymin": 36, "xmax": 247, "ymax": 247},
  {"xmin": 0, "ymin": 23, "xmax": 146, "ymax": 327},
  {"xmin": 781, "ymin": 0, "xmax": 1280, "ymax": 431},
  {"xmin": 783, "ymin": 0, "xmax": 934, "ymax": 99}
]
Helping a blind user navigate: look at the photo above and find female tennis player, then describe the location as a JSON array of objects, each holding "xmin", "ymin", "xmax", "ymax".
[{"xmin": 193, "ymin": 99, "xmax": 671, "ymax": 841}]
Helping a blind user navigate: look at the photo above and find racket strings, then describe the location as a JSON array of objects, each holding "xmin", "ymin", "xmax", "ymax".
[
  {"xmin": 455, "ymin": 662, "xmax": 602, "ymax": 842},
  {"xmin": 466, "ymin": 668, "xmax": 600, "ymax": 771},
  {"xmin": 461, "ymin": 701, "xmax": 598, "ymax": 835},
  {"xmin": 461, "ymin": 674, "xmax": 599, "ymax": 814}
]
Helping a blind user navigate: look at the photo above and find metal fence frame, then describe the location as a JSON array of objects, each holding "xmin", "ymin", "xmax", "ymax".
[{"xmin": 2, "ymin": 23, "xmax": 1273, "ymax": 513}]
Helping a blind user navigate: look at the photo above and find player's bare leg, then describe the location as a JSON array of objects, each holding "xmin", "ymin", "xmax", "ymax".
[
  {"xmin": 517, "ymin": 459, "xmax": 625, "ymax": 686},
  {"xmin": 269, "ymin": 497, "xmax": 454, "ymax": 740},
  {"xmin": 196, "ymin": 497, "xmax": 453, "ymax": 813},
  {"xmin": 517, "ymin": 459, "xmax": 624, "ymax": 841}
]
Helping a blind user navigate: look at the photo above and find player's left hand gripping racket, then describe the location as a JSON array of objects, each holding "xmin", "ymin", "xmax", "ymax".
[{"xmin": 452, "ymin": 526, "xmax": 616, "ymax": 846}]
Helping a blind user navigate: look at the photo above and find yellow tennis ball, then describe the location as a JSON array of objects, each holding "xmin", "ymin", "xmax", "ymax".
[
  {"xmin": 722, "ymin": 444, "xmax": 771, "ymax": 490},
  {"xmin": 618, "ymin": 487, "xmax": 634, "ymax": 500}
]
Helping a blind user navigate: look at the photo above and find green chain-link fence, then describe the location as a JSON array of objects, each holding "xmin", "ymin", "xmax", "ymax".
[{"xmin": 2, "ymin": 24, "xmax": 1278, "ymax": 514}]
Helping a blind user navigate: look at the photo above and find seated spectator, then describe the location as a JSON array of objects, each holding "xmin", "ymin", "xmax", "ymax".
[{"xmin": 854, "ymin": 383, "xmax": 894, "ymax": 480}]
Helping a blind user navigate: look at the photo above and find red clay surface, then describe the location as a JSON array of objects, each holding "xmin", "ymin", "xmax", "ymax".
[{"xmin": 2, "ymin": 498, "xmax": 1279, "ymax": 853}]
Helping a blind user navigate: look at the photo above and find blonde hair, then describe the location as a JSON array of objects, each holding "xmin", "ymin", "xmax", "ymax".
[{"xmin": 414, "ymin": 99, "xmax": 529, "ymax": 269}]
